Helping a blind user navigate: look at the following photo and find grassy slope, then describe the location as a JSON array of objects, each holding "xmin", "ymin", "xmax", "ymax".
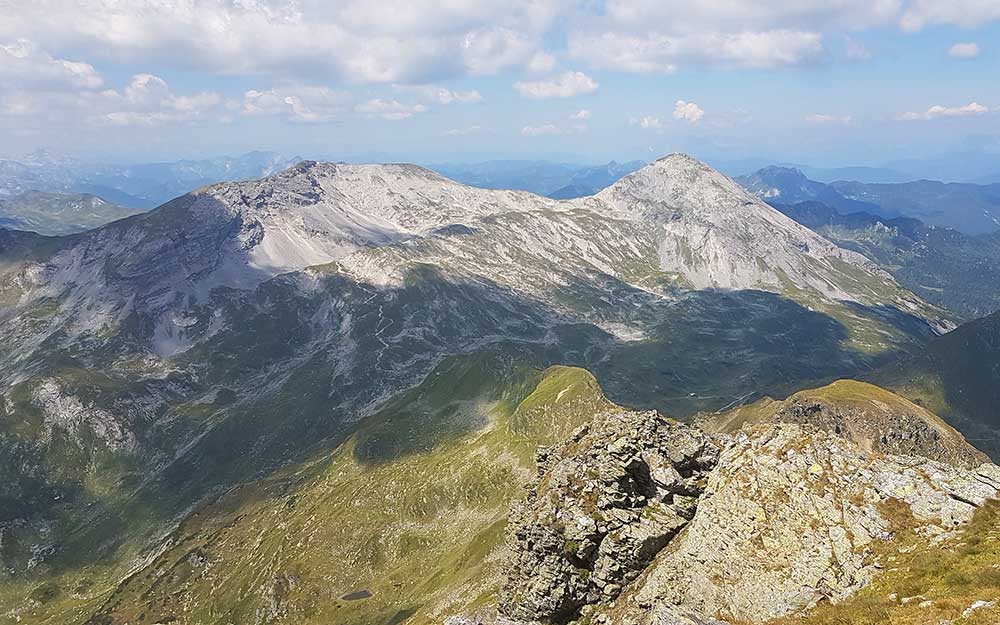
[
  {"xmin": 767, "ymin": 499, "xmax": 1000, "ymax": 625},
  {"xmin": 5, "ymin": 349, "xmax": 614, "ymax": 625},
  {"xmin": 870, "ymin": 310, "xmax": 1000, "ymax": 461}
]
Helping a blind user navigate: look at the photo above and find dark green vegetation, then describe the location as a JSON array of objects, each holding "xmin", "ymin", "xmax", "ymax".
[
  {"xmin": 872, "ymin": 309, "xmax": 1000, "ymax": 461},
  {"xmin": 775, "ymin": 201, "xmax": 1000, "ymax": 321}
]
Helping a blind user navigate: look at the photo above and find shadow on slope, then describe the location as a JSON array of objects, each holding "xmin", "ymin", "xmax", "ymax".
[
  {"xmin": 1, "ymin": 260, "xmax": 940, "ymax": 624},
  {"xmin": 871, "ymin": 310, "xmax": 1000, "ymax": 460}
]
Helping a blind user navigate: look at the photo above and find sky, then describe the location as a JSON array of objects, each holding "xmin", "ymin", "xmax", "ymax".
[{"xmin": 1, "ymin": 0, "xmax": 1000, "ymax": 167}]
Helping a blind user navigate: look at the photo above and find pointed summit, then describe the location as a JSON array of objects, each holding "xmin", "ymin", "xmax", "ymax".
[{"xmin": 598, "ymin": 153, "xmax": 911, "ymax": 299}]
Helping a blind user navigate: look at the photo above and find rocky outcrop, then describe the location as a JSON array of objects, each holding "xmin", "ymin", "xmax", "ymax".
[
  {"xmin": 499, "ymin": 406, "xmax": 1000, "ymax": 625},
  {"xmin": 612, "ymin": 423, "xmax": 1000, "ymax": 623},
  {"xmin": 498, "ymin": 410, "xmax": 721, "ymax": 623}
]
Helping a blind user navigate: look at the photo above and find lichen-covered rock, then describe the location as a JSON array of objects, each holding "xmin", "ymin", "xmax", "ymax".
[
  {"xmin": 623, "ymin": 423, "xmax": 1000, "ymax": 623},
  {"xmin": 498, "ymin": 410, "xmax": 721, "ymax": 623}
]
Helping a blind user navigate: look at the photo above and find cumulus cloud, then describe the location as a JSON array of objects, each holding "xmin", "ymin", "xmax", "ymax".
[
  {"xmin": 394, "ymin": 85, "xmax": 483, "ymax": 104},
  {"xmin": 570, "ymin": 109, "xmax": 591, "ymax": 120},
  {"xmin": 98, "ymin": 74, "xmax": 222, "ymax": 125},
  {"xmin": 673, "ymin": 100, "xmax": 704, "ymax": 123},
  {"xmin": 354, "ymin": 98, "xmax": 427, "ymax": 120},
  {"xmin": 0, "ymin": 1, "xmax": 561, "ymax": 84},
  {"xmin": 568, "ymin": 30, "xmax": 823, "ymax": 72},
  {"xmin": 805, "ymin": 113, "xmax": 853, "ymax": 124},
  {"xmin": 241, "ymin": 86, "xmax": 348, "ymax": 122},
  {"xmin": 630, "ymin": 116, "xmax": 667, "ymax": 129},
  {"xmin": 443, "ymin": 125, "xmax": 486, "ymax": 136},
  {"xmin": 521, "ymin": 123, "xmax": 587, "ymax": 136},
  {"xmin": 601, "ymin": 1, "xmax": 901, "ymax": 32},
  {"xmin": 805, "ymin": 113, "xmax": 852, "ymax": 124},
  {"xmin": 901, "ymin": 0, "xmax": 1000, "ymax": 32},
  {"xmin": 513, "ymin": 71, "xmax": 598, "ymax": 99},
  {"xmin": 898, "ymin": 102, "xmax": 990, "ymax": 121},
  {"xmin": 949, "ymin": 42, "xmax": 981, "ymax": 59},
  {"xmin": 528, "ymin": 51, "xmax": 556, "ymax": 73},
  {"xmin": 0, "ymin": 39, "xmax": 102, "ymax": 89}
]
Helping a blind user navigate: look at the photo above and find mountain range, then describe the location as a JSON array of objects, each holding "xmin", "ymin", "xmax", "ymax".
[
  {"xmin": 0, "ymin": 150, "xmax": 300, "ymax": 208},
  {"xmin": 1, "ymin": 154, "xmax": 999, "ymax": 625},
  {"xmin": 738, "ymin": 166, "xmax": 1000, "ymax": 235},
  {"xmin": 0, "ymin": 191, "xmax": 141, "ymax": 235},
  {"xmin": 429, "ymin": 159, "xmax": 646, "ymax": 199}
]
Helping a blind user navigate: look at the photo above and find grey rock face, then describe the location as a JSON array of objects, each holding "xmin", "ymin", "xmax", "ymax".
[
  {"xmin": 498, "ymin": 410, "xmax": 720, "ymax": 623},
  {"xmin": 626, "ymin": 423, "xmax": 1000, "ymax": 623},
  {"xmin": 497, "ymin": 408, "xmax": 1000, "ymax": 625}
]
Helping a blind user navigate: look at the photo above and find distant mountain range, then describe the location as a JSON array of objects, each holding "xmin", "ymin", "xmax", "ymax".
[
  {"xmin": 738, "ymin": 166, "xmax": 1000, "ymax": 234},
  {"xmin": 0, "ymin": 191, "xmax": 142, "ymax": 235},
  {"xmin": 772, "ymin": 200, "xmax": 1000, "ymax": 322},
  {"xmin": 0, "ymin": 150, "xmax": 301, "ymax": 208},
  {"xmin": 429, "ymin": 159, "xmax": 646, "ymax": 198}
]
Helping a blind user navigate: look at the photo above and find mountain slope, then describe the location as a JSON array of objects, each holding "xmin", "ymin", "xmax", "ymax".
[
  {"xmin": 0, "ymin": 190, "xmax": 141, "ymax": 235},
  {"xmin": 872, "ymin": 310, "xmax": 1000, "ymax": 459},
  {"xmin": 0, "ymin": 154, "xmax": 950, "ymax": 624},
  {"xmin": 737, "ymin": 165, "xmax": 1000, "ymax": 235},
  {"xmin": 736, "ymin": 166, "xmax": 881, "ymax": 214},
  {"xmin": 774, "ymin": 200, "xmax": 1000, "ymax": 321},
  {"xmin": 831, "ymin": 179, "xmax": 1000, "ymax": 235}
]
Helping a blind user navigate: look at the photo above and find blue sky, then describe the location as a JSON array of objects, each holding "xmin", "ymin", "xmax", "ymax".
[{"xmin": 1, "ymin": 0, "xmax": 999, "ymax": 167}]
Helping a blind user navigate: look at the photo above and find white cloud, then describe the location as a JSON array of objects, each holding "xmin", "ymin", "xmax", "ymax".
[
  {"xmin": 570, "ymin": 109, "xmax": 591, "ymax": 120},
  {"xmin": 522, "ymin": 124, "xmax": 561, "ymax": 136},
  {"xmin": 601, "ymin": 1, "xmax": 901, "ymax": 32},
  {"xmin": 443, "ymin": 125, "xmax": 486, "ymax": 136},
  {"xmin": 395, "ymin": 85, "xmax": 483, "ymax": 104},
  {"xmin": 568, "ymin": 30, "xmax": 823, "ymax": 73},
  {"xmin": 901, "ymin": 1, "xmax": 1000, "ymax": 32},
  {"xmin": 242, "ymin": 86, "xmax": 348, "ymax": 123},
  {"xmin": 528, "ymin": 51, "xmax": 556, "ymax": 73},
  {"xmin": 673, "ymin": 100, "xmax": 704, "ymax": 123},
  {"xmin": 0, "ymin": 1, "xmax": 561, "ymax": 84},
  {"xmin": 0, "ymin": 39, "xmax": 102, "ymax": 89},
  {"xmin": 805, "ymin": 113, "xmax": 853, "ymax": 124},
  {"xmin": 949, "ymin": 42, "xmax": 981, "ymax": 59},
  {"xmin": 97, "ymin": 74, "xmax": 222, "ymax": 125},
  {"xmin": 630, "ymin": 116, "xmax": 667, "ymax": 129},
  {"xmin": 898, "ymin": 102, "xmax": 990, "ymax": 121},
  {"xmin": 354, "ymin": 98, "xmax": 427, "ymax": 120},
  {"xmin": 513, "ymin": 71, "xmax": 598, "ymax": 99},
  {"xmin": 521, "ymin": 123, "xmax": 587, "ymax": 136}
]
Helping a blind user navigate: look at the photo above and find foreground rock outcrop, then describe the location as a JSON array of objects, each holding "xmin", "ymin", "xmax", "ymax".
[
  {"xmin": 621, "ymin": 423, "xmax": 1000, "ymax": 623},
  {"xmin": 499, "ymin": 397, "xmax": 1000, "ymax": 625},
  {"xmin": 499, "ymin": 410, "xmax": 721, "ymax": 623}
]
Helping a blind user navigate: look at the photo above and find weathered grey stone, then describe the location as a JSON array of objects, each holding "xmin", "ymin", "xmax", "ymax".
[
  {"xmin": 498, "ymin": 409, "xmax": 720, "ymax": 623},
  {"xmin": 626, "ymin": 423, "xmax": 1000, "ymax": 623}
]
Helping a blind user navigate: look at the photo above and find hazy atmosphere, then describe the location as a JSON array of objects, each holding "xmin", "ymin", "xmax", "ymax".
[{"xmin": 2, "ymin": 0, "xmax": 1000, "ymax": 168}]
